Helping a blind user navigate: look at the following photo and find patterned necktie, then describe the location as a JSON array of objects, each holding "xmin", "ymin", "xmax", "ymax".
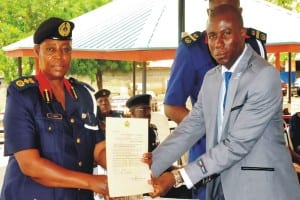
[{"xmin": 223, "ymin": 72, "xmax": 232, "ymax": 110}]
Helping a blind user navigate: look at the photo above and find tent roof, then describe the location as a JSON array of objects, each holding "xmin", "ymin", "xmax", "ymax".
[{"xmin": 3, "ymin": 0, "xmax": 300, "ymax": 61}]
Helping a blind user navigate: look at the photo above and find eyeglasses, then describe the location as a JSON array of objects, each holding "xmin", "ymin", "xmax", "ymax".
[{"xmin": 132, "ymin": 106, "xmax": 151, "ymax": 115}]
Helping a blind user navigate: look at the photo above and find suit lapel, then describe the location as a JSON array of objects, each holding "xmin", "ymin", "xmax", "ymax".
[
  {"xmin": 208, "ymin": 66, "xmax": 223, "ymax": 145},
  {"xmin": 221, "ymin": 45, "xmax": 253, "ymax": 140}
]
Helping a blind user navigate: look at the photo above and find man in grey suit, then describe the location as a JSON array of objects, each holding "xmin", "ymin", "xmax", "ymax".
[{"xmin": 149, "ymin": 5, "xmax": 300, "ymax": 200}]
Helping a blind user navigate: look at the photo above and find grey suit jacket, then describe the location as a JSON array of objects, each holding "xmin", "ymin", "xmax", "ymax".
[{"xmin": 152, "ymin": 45, "xmax": 300, "ymax": 200}]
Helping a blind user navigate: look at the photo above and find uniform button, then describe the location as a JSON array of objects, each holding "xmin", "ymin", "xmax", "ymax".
[
  {"xmin": 78, "ymin": 161, "xmax": 82, "ymax": 167},
  {"xmin": 70, "ymin": 118, "xmax": 75, "ymax": 123},
  {"xmin": 48, "ymin": 126, "xmax": 52, "ymax": 131},
  {"xmin": 76, "ymin": 138, "xmax": 81, "ymax": 144}
]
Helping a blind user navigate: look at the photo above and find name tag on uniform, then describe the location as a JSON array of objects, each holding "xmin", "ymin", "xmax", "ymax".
[{"xmin": 47, "ymin": 113, "xmax": 63, "ymax": 119}]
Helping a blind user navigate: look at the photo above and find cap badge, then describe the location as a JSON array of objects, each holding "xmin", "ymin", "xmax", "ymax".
[{"xmin": 58, "ymin": 22, "xmax": 71, "ymax": 37}]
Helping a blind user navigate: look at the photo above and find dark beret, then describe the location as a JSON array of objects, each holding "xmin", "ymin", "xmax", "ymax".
[
  {"xmin": 94, "ymin": 89, "xmax": 111, "ymax": 99},
  {"xmin": 126, "ymin": 94, "xmax": 151, "ymax": 109},
  {"xmin": 34, "ymin": 17, "xmax": 74, "ymax": 44}
]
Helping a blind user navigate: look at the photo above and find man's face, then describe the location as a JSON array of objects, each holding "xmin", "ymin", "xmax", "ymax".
[
  {"xmin": 35, "ymin": 39, "xmax": 72, "ymax": 80},
  {"xmin": 207, "ymin": 0, "xmax": 241, "ymax": 15},
  {"xmin": 97, "ymin": 97, "xmax": 112, "ymax": 115},
  {"xmin": 206, "ymin": 11, "xmax": 245, "ymax": 68}
]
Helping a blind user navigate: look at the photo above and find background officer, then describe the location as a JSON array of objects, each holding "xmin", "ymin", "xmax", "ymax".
[
  {"xmin": 126, "ymin": 94, "xmax": 159, "ymax": 152},
  {"xmin": 126, "ymin": 94, "xmax": 191, "ymax": 199},
  {"xmin": 95, "ymin": 89, "xmax": 123, "ymax": 134}
]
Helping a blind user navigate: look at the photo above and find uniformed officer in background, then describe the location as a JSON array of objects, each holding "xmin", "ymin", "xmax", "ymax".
[
  {"xmin": 126, "ymin": 94, "xmax": 192, "ymax": 199},
  {"xmin": 1, "ymin": 17, "xmax": 109, "ymax": 200},
  {"xmin": 126, "ymin": 94, "xmax": 159, "ymax": 152},
  {"xmin": 95, "ymin": 89, "xmax": 123, "ymax": 134},
  {"xmin": 163, "ymin": 0, "xmax": 267, "ymax": 199}
]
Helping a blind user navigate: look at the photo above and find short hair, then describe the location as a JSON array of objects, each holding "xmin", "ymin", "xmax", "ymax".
[{"xmin": 209, "ymin": 4, "xmax": 243, "ymax": 28}]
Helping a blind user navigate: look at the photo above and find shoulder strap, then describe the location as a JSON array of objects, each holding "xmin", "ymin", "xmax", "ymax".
[
  {"xmin": 246, "ymin": 28, "xmax": 267, "ymax": 44},
  {"xmin": 11, "ymin": 76, "xmax": 38, "ymax": 92},
  {"xmin": 181, "ymin": 31, "xmax": 202, "ymax": 46}
]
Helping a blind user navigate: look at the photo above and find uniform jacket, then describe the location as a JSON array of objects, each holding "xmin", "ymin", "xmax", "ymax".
[
  {"xmin": 152, "ymin": 45, "xmax": 300, "ymax": 200},
  {"xmin": 1, "ymin": 76, "xmax": 103, "ymax": 200}
]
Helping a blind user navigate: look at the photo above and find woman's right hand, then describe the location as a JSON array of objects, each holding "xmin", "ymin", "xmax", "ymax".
[{"xmin": 91, "ymin": 175, "xmax": 109, "ymax": 196}]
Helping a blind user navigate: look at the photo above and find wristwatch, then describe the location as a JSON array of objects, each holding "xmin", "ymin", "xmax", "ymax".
[{"xmin": 171, "ymin": 169, "xmax": 184, "ymax": 188}]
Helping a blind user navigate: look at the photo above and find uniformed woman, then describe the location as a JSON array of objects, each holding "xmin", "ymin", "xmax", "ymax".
[{"xmin": 1, "ymin": 17, "xmax": 108, "ymax": 200}]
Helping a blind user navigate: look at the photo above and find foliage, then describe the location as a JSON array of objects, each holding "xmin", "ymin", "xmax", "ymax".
[
  {"xmin": 0, "ymin": 0, "xmax": 111, "ymax": 82},
  {"xmin": 265, "ymin": 0, "xmax": 300, "ymax": 12},
  {"xmin": 69, "ymin": 59, "xmax": 132, "ymax": 80}
]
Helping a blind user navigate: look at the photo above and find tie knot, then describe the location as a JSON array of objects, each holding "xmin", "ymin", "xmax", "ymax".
[{"xmin": 224, "ymin": 72, "xmax": 232, "ymax": 82}]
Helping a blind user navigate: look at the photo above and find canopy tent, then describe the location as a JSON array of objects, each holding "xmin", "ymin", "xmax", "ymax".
[
  {"xmin": 4, "ymin": 0, "xmax": 300, "ymax": 61},
  {"xmin": 3, "ymin": 0, "xmax": 300, "ymax": 97}
]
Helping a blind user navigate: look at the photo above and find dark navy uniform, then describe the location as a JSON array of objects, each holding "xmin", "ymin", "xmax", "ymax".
[
  {"xmin": 1, "ymin": 75, "xmax": 104, "ymax": 200},
  {"xmin": 164, "ymin": 28, "xmax": 267, "ymax": 200},
  {"xmin": 149, "ymin": 124, "xmax": 160, "ymax": 152}
]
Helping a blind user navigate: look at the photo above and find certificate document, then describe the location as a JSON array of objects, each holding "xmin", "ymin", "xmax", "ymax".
[{"xmin": 106, "ymin": 117, "xmax": 153, "ymax": 197}]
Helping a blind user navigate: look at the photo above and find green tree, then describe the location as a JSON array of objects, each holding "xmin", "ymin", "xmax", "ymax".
[
  {"xmin": 69, "ymin": 59, "xmax": 132, "ymax": 90},
  {"xmin": 266, "ymin": 0, "xmax": 300, "ymax": 12},
  {"xmin": 0, "ymin": 0, "xmax": 111, "ymax": 83}
]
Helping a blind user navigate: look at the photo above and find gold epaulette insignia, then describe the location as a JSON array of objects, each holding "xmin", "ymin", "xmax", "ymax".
[
  {"xmin": 15, "ymin": 77, "xmax": 36, "ymax": 87},
  {"xmin": 181, "ymin": 31, "xmax": 201, "ymax": 45},
  {"xmin": 13, "ymin": 76, "xmax": 37, "ymax": 91},
  {"xmin": 246, "ymin": 28, "xmax": 267, "ymax": 44}
]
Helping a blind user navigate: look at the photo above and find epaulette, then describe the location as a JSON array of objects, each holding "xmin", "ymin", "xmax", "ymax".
[
  {"xmin": 11, "ymin": 76, "xmax": 37, "ymax": 91},
  {"xmin": 181, "ymin": 31, "xmax": 202, "ymax": 45},
  {"xmin": 150, "ymin": 123, "xmax": 158, "ymax": 130},
  {"xmin": 246, "ymin": 28, "xmax": 267, "ymax": 44},
  {"xmin": 69, "ymin": 77, "xmax": 95, "ymax": 92}
]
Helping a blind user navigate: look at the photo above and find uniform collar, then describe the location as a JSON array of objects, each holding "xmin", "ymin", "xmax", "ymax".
[{"xmin": 35, "ymin": 71, "xmax": 76, "ymax": 103}]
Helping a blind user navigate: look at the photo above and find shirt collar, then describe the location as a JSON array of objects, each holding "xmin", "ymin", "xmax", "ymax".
[{"xmin": 221, "ymin": 45, "xmax": 247, "ymax": 74}]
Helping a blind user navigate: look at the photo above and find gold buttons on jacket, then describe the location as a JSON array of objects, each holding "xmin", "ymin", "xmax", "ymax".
[
  {"xmin": 48, "ymin": 126, "xmax": 52, "ymax": 131},
  {"xmin": 70, "ymin": 118, "xmax": 75, "ymax": 123},
  {"xmin": 78, "ymin": 161, "xmax": 82, "ymax": 167},
  {"xmin": 76, "ymin": 138, "xmax": 81, "ymax": 144}
]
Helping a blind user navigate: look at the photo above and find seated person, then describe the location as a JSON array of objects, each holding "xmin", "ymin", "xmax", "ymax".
[
  {"xmin": 126, "ymin": 94, "xmax": 160, "ymax": 152},
  {"xmin": 289, "ymin": 112, "xmax": 300, "ymax": 154},
  {"xmin": 95, "ymin": 89, "xmax": 123, "ymax": 133},
  {"xmin": 126, "ymin": 94, "xmax": 191, "ymax": 199}
]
